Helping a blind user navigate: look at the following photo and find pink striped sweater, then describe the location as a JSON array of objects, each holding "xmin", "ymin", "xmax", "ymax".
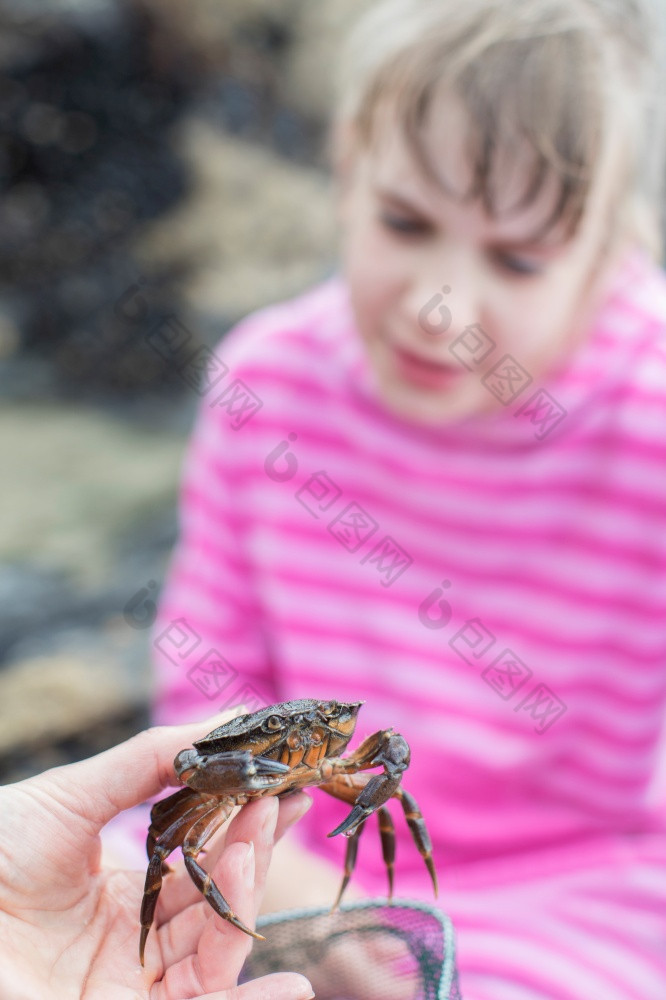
[{"xmin": 151, "ymin": 246, "xmax": 666, "ymax": 999}]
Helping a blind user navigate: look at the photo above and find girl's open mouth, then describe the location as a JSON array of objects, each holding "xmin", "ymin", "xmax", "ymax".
[{"xmin": 393, "ymin": 345, "xmax": 464, "ymax": 389}]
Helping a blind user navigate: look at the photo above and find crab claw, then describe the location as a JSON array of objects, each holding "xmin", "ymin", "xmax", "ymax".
[
  {"xmin": 252, "ymin": 755, "xmax": 292, "ymax": 776},
  {"xmin": 328, "ymin": 772, "xmax": 402, "ymax": 839},
  {"xmin": 174, "ymin": 749, "xmax": 291, "ymax": 793},
  {"xmin": 328, "ymin": 805, "xmax": 368, "ymax": 839}
]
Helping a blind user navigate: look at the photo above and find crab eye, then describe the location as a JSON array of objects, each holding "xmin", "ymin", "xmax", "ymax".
[
  {"xmin": 292, "ymin": 713, "xmax": 304, "ymax": 724},
  {"xmin": 264, "ymin": 715, "xmax": 284, "ymax": 731},
  {"xmin": 319, "ymin": 701, "xmax": 337, "ymax": 716}
]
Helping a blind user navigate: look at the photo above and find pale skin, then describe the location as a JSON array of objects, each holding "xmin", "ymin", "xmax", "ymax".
[
  {"xmin": 0, "ymin": 713, "xmax": 315, "ymax": 1000},
  {"xmin": 333, "ymin": 94, "xmax": 632, "ymax": 426}
]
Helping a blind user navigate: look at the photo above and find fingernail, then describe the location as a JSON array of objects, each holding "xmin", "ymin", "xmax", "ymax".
[
  {"xmin": 260, "ymin": 797, "xmax": 280, "ymax": 842},
  {"xmin": 288, "ymin": 793, "xmax": 314, "ymax": 825},
  {"xmin": 242, "ymin": 840, "xmax": 255, "ymax": 890}
]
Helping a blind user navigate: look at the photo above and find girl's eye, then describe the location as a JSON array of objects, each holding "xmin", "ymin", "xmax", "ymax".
[
  {"xmin": 379, "ymin": 212, "xmax": 428, "ymax": 235},
  {"xmin": 495, "ymin": 252, "xmax": 543, "ymax": 277}
]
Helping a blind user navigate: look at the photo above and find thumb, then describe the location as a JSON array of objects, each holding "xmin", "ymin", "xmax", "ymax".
[{"xmin": 43, "ymin": 710, "xmax": 241, "ymax": 831}]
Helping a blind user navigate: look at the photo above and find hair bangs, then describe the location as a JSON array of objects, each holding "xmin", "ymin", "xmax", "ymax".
[
  {"xmin": 336, "ymin": 0, "xmax": 666, "ymax": 248},
  {"xmin": 366, "ymin": 27, "xmax": 604, "ymax": 240}
]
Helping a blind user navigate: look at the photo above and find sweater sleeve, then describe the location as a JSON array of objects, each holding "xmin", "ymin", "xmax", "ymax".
[{"xmin": 151, "ymin": 329, "xmax": 279, "ymax": 728}]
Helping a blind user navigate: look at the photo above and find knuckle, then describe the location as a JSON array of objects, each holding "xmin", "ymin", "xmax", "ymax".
[{"xmin": 140, "ymin": 724, "xmax": 167, "ymax": 748}]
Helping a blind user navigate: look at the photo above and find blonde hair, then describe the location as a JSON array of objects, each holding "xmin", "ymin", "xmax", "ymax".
[{"xmin": 331, "ymin": 0, "xmax": 666, "ymax": 260}]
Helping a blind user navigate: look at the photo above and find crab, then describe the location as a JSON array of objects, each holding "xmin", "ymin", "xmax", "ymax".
[{"xmin": 139, "ymin": 699, "xmax": 438, "ymax": 964}]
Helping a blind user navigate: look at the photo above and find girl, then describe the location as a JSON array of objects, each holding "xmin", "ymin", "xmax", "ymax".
[{"xmin": 145, "ymin": 1, "xmax": 666, "ymax": 996}]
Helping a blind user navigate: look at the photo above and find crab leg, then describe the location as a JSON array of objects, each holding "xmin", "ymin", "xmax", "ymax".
[
  {"xmin": 181, "ymin": 804, "xmax": 265, "ymax": 943},
  {"xmin": 318, "ymin": 740, "xmax": 438, "ymax": 899},
  {"xmin": 333, "ymin": 728, "xmax": 400, "ymax": 771},
  {"xmin": 146, "ymin": 787, "xmax": 206, "ymax": 861},
  {"xmin": 140, "ymin": 796, "xmax": 216, "ymax": 965},
  {"xmin": 377, "ymin": 805, "xmax": 396, "ymax": 900},
  {"xmin": 394, "ymin": 787, "xmax": 438, "ymax": 896},
  {"xmin": 331, "ymin": 817, "xmax": 365, "ymax": 911},
  {"xmin": 329, "ymin": 803, "xmax": 396, "ymax": 910}
]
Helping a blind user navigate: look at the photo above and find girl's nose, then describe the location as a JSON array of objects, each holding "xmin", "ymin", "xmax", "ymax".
[{"xmin": 407, "ymin": 256, "xmax": 481, "ymax": 344}]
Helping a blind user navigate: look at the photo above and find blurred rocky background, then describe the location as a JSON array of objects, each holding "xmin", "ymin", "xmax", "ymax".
[{"xmin": 0, "ymin": 0, "xmax": 374, "ymax": 784}]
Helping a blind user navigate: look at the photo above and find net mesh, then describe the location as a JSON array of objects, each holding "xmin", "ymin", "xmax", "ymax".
[{"xmin": 241, "ymin": 898, "xmax": 462, "ymax": 999}]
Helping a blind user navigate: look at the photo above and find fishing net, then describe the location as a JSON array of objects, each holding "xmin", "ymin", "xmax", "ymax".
[{"xmin": 241, "ymin": 898, "xmax": 462, "ymax": 999}]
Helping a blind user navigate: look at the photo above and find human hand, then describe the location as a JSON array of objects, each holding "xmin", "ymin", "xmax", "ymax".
[{"xmin": 0, "ymin": 714, "xmax": 315, "ymax": 1000}]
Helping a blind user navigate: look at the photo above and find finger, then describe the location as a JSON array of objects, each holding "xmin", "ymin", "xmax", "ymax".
[
  {"xmin": 226, "ymin": 798, "xmax": 278, "ymax": 910},
  {"xmin": 155, "ymin": 793, "xmax": 313, "ymax": 926},
  {"xmin": 198, "ymin": 974, "xmax": 315, "ymax": 1000},
  {"xmin": 156, "ymin": 798, "xmax": 278, "ymax": 969},
  {"xmin": 155, "ymin": 838, "xmax": 259, "ymax": 997},
  {"xmin": 274, "ymin": 792, "xmax": 313, "ymax": 842},
  {"xmin": 43, "ymin": 710, "xmax": 241, "ymax": 830}
]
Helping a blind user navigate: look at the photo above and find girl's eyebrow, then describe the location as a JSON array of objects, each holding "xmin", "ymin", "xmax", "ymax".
[
  {"xmin": 375, "ymin": 185, "xmax": 569, "ymax": 251},
  {"xmin": 494, "ymin": 229, "xmax": 570, "ymax": 253},
  {"xmin": 375, "ymin": 187, "xmax": 429, "ymax": 215}
]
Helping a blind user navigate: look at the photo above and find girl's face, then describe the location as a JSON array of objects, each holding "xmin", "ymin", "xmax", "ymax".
[{"xmin": 337, "ymin": 97, "xmax": 627, "ymax": 425}]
